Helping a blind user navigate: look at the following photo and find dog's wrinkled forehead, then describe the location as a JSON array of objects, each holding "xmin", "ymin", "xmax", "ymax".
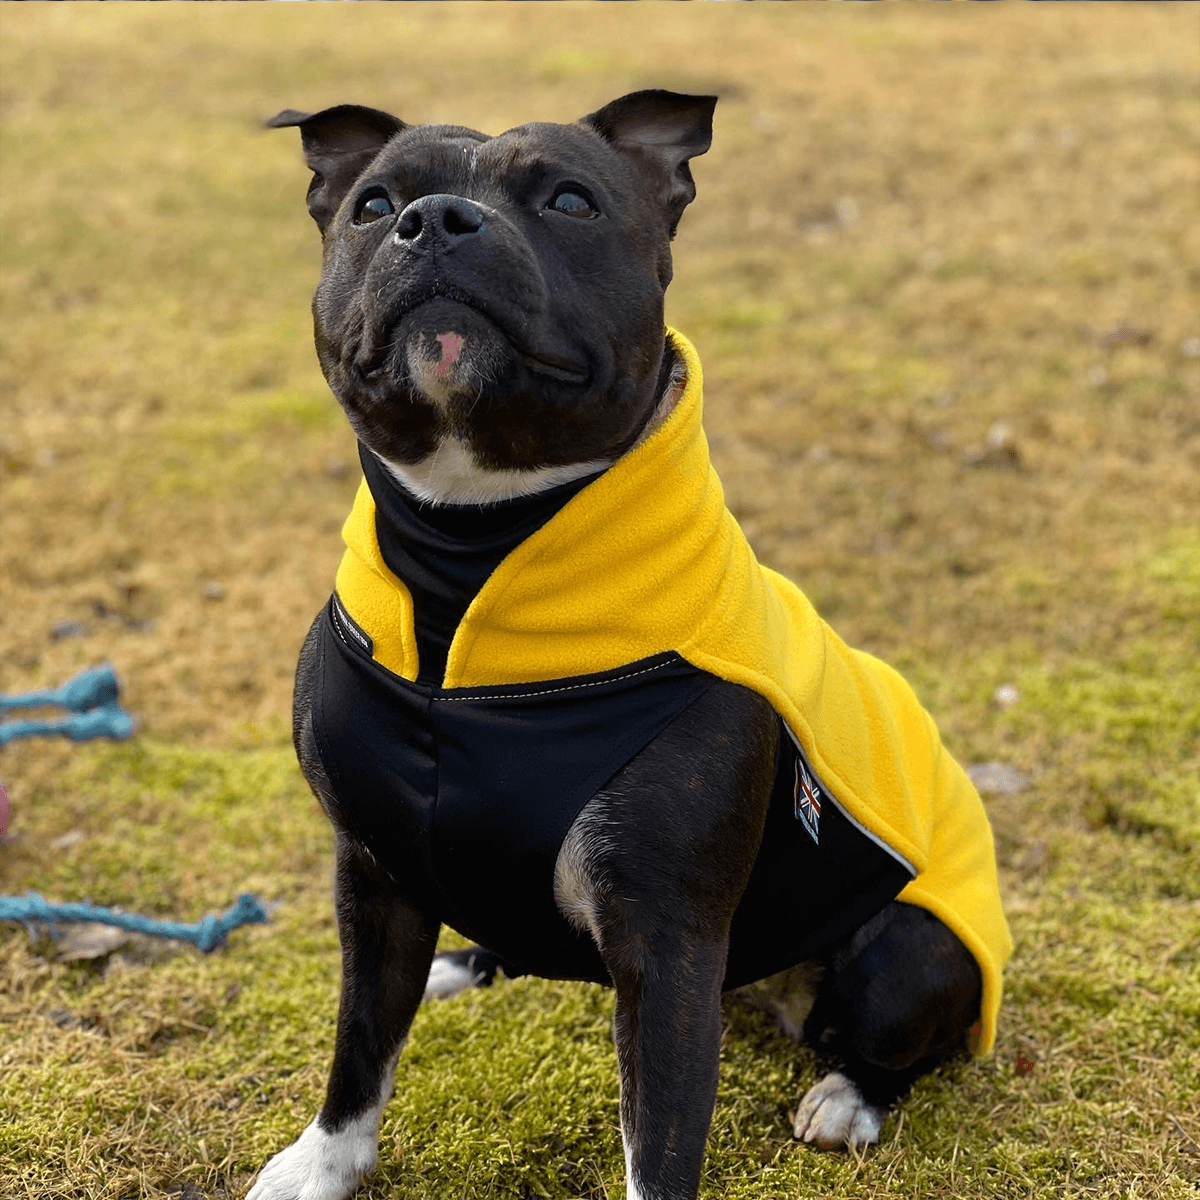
[{"xmin": 356, "ymin": 121, "xmax": 639, "ymax": 211}]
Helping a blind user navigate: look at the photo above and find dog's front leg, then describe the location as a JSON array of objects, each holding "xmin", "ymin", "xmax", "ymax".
[
  {"xmin": 248, "ymin": 833, "xmax": 439, "ymax": 1200},
  {"xmin": 556, "ymin": 682, "xmax": 778, "ymax": 1200},
  {"xmin": 610, "ymin": 939, "xmax": 728, "ymax": 1200}
]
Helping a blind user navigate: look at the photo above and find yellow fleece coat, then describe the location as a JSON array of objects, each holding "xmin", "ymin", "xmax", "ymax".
[{"xmin": 335, "ymin": 330, "xmax": 1013, "ymax": 1054}]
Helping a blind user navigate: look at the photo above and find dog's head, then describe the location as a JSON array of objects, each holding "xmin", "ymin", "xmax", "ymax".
[{"xmin": 269, "ymin": 91, "xmax": 714, "ymax": 499}]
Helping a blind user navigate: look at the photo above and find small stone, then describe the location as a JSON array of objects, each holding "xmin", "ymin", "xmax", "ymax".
[
  {"xmin": 46, "ymin": 1008, "xmax": 91, "ymax": 1031},
  {"xmin": 203, "ymin": 581, "xmax": 226, "ymax": 601},
  {"xmin": 162, "ymin": 1183, "xmax": 209, "ymax": 1200},
  {"xmin": 50, "ymin": 621, "xmax": 89, "ymax": 641},
  {"xmin": 48, "ymin": 829, "xmax": 86, "ymax": 851},
  {"xmin": 962, "ymin": 422, "xmax": 1022, "ymax": 469},
  {"xmin": 1100, "ymin": 325, "xmax": 1151, "ymax": 346},
  {"xmin": 986, "ymin": 422, "xmax": 1011, "ymax": 449},
  {"xmin": 1017, "ymin": 841, "xmax": 1050, "ymax": 875},
  {"xmin": 968, "ymin": 762, "xmax": 1031, "ymax": 796},
  {"xmin": 834, "ymin": 197, "xmax": 860, "ymax": 226},
  {"xmin": 1181, "ymin": 336, "xmax": 1200, "ymax": 359},
  {"xmin": 993, "ymin": 683, "xmax": 1020, "ymax": 710}
]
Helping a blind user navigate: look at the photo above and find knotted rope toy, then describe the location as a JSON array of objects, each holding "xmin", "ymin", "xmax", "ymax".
[
  {"xmin": 0, "ymin": 663, "xmax": 137, "ymax": 745},
  {"xmin": 1, "ymin": 664, "xmax": 270, "ymax": 950},
  {"xmin": 0, "ymin": 892, "xmax": 269, "ymax": 952}
]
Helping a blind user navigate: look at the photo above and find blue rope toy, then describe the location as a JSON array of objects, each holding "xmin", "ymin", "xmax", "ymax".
[
  {"xmin": 0, "ymin": 663, "xmax": 136, "ymax": 745},
  {"xmin": 1, "ymin": 664, "xmax": 269, "ymax": 951},
  {"xmin": 0, "ymin": 892, "xmax": 269, "ymax": 952}
]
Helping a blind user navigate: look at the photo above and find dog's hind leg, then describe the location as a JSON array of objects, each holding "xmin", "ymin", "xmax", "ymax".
[
  {"xmin": 423, "ymin": 945, "xmax": 513, "ymax": 1000},
  {"xmin": 794, "ymin": 901, "xmax": 983, "ymax": 1149},
  {"xmin": 248, "ymin": 833, "xmax": 440, "ymax": 1200}
]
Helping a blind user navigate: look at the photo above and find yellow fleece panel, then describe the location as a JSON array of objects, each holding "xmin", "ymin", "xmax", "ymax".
[
  {"xmin": 335, "ymin": 478, "xmax": 420, "ymax": 682},
  {"xmin": 335, "ymin": 330, "xmax": 1012, "ymax": 1054}
]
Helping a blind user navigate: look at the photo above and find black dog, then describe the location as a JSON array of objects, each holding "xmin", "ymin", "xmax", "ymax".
[{"xmin": 249, "ymin": 91, "xmax": 1011, "ymax": 1200}]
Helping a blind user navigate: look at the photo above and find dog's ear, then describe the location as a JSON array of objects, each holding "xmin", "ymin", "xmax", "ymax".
[
  {"xmin": 580, "ymin": 90, "xmax": 716, "ymax": 237},
  {"xmin": 266, "ymin": 105, "xmax": 406, "ymax": 235}
]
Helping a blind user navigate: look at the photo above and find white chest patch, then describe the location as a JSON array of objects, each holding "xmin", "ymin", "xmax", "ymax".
[{"xmin": 379, "ymin": 440, "xmax": 612, "ymax": 505}]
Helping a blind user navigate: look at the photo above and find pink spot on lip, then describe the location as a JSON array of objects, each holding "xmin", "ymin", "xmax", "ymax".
[{"xmin": 434, "ymin": 332, "xmax": 465, "ymax": 379}]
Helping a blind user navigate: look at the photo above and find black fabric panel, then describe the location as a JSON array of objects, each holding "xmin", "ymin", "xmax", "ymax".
[{"xmin": 313, "ymin": 600, "xmax": 442, "ymax": 902}]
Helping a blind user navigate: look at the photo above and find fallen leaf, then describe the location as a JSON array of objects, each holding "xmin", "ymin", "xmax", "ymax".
[{"xmin": 56, "ymin": 923, "xmax": 131, "ymax": 962}]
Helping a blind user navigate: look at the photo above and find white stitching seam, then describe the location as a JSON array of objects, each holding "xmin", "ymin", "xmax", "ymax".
[{"xmin": 435, "ymin": 659, "xmax": 674, "ymax": 704}]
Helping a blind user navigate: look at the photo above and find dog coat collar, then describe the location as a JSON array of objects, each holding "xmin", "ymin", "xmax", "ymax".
[{"xmin": 333, "ymin": 329, "xmax": 1012, "ymax": 1053}]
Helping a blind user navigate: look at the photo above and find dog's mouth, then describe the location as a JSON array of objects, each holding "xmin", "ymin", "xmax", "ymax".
[
  {"xmin": 358, "ymin": 288, "xmax": 589, "ymax": 387},
  {"xmin": 516, "ymin": 348, "xmax": 588, "ymax": 384}
]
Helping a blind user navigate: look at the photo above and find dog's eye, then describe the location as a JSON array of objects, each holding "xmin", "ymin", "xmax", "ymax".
[
  {"xmin": 548, "ymin": 189, "xmax": 599, "ymax": 220},
  {"xmin": 354, "ymin": 193, "xmax": 395, "ymax": 225}
]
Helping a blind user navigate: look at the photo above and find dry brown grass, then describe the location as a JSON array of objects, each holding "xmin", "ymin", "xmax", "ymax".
[{"xmin": 2, "ymin": 4, "xmax": 1197, "ymax": 1198}]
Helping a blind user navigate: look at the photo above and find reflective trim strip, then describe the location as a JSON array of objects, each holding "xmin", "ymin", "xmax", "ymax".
[{"xmin": 331, "ymin": 592, "xmax": 374, "ymax": 657}]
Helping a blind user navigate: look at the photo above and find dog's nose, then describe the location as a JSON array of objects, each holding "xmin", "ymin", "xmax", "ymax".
[{"xmin": 394, "ymin": 194, "xmax": 484, "ymax": 248}]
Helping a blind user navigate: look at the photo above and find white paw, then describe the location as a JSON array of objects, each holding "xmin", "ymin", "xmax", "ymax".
[
  {"xmin": 422, "ymin": 953, "xmax": 487, "ymax": 1001},
  {"xmin": 792, "ymin": 1071, "xmax": 885, "ymax": 1149},
  {"xmin": 246, "ymin": 1115, "xmax": 377, "ymax": 1200}
]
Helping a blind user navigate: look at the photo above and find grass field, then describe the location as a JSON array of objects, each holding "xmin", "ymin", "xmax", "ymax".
[{"xmin": 1, "ymin": 4, "xmax": 1198, "ymax": 1198}]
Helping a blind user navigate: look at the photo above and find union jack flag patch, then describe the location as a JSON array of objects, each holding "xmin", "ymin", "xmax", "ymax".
[{"xmin": 793, "ymin": 746, "xmax": 823, "ymax": 845}]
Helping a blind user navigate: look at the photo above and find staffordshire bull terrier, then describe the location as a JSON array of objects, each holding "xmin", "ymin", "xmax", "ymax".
[{"xmin": 249, "ymin": 90, "xmax": 1011, "ymax": 1200}]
